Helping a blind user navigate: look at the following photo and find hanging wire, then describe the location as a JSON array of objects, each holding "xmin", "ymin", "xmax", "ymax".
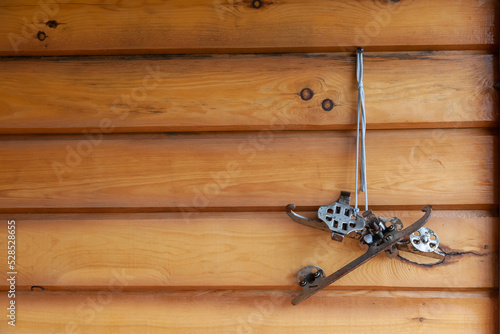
[{"xmin": 354, "ymin": 47, "xmax": 368, "ymax": 213}]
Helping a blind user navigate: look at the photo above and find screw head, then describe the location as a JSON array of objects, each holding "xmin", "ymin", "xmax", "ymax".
[
  {"xmin": 321, "ymin": 99, "xmax": 335, "ymax": 111},
  {"xmin": 299, "ymin": 88, "xmax": 314, "ymax": 101},
  {"xmin": 252, "ymin": 0, "xmax": 262, "ymax": 8},
  {"xmin": 37, "ymin": 31, "xmax": 47, "ymax": 41}
]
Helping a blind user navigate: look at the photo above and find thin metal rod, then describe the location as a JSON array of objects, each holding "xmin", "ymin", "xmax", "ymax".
[{"xmin": 355, "ymin": 47, "xmax": 368, "ymax": 212}]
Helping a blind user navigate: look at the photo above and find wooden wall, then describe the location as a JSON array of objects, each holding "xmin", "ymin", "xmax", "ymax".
[{"xmin": 0, "ymin": 0, "xmax": 498, "ymax": 333}]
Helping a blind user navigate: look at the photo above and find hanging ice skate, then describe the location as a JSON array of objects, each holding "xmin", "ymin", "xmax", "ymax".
[{"xmin": 286, "ymin": 48, "xmax": 444, "ymax": 306}]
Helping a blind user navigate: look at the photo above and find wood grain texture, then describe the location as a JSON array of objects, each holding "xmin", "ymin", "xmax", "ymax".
[
  {"xmin": 0, "ymin": 211, "xmax": 496, "ymax": 290},
  {"xmin": 0, "ymin": 0, "xmax": 496, "ymax": 56},
  {"xmin": 0, "ymin": 129, "xmax": 496, "ymax": 211},
  {"xmin": 0, "ymin": 290, "xmax": 496, "ymax": 333},
  {"xmin": 0, "ymin": 52, "xmax": 497, "ymax": 134},
  {"xmin": 497, "ymin": 41, "xmax": 500, "ymax": 332}
]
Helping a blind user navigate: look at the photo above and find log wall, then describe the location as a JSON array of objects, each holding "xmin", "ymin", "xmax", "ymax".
[{"xmin": 0, "ymin": 0, "xmax": 498, "ymax": 333}]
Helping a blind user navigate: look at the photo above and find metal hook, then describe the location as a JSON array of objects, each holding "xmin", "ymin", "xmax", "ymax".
[{"xmin": 286, "ymin": 204, "xmax": 331, "ymax": 232}]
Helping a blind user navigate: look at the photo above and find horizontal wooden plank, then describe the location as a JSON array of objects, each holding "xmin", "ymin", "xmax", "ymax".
[
  {"xmin": 0, "ymin": 53, "xmax": 496, "ymax": 133},
  {"xmin": 497, "ymin": 44, "xmax": 499, "ymax": 328},
  {"xmin": 0, "ymin": 290, "xmax": 496, "ymax": 333},
  {"xmin": 0, "ymin": 129, "xmax": 496, "ymax": 211},
  {"xmin": 0, "ymin": 211, "xmax": 496, "ymax": 290},
  {"xmin": 0, "ymin": 0, "xmax": 496, "ymax": 56}
]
